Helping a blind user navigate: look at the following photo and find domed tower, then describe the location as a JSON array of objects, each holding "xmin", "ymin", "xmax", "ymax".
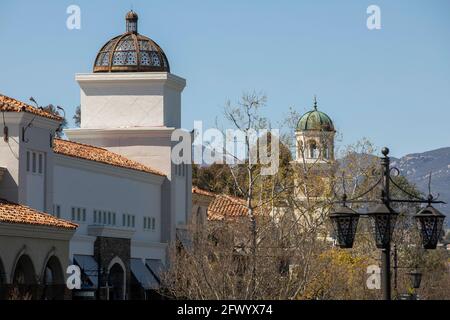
[
  {"xmin": 65, "ymin": 11, "xmax": 191, "ymax": 243},
  {"xmin": 93, "ymin": 11, "xmax": 170, "ymax": 73},
  {"xmin": 67, "ymin": 11, "xmax": 186, "ymax": 131},
  {"xmin": 291, "ymin": 97, "xmax": 336, "ymax": 208},
  {"xmin": 295, "ymin": 97, "xmax": 335, "ymax": 166}
]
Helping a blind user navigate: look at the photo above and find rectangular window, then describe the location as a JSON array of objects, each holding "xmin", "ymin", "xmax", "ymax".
[
  {"xmin": 112, "ymin": 213, "xmax": 116, "ymax": 226},
  {"xmin": 53, "ymin": 205, "xmax": 61, "ymax": 218},
  {"xmin": 93, "ymin": 210, "xmax": 97, "ymax": 224},
  {"xmin": 26, "ymin": 151, "xmax": 30, "ymax": 172},
  {"xmin": 38, "ymin": 153, "xmax": 43, "ymax": 174},
  {"xmin": 122, "ymin": 214, "xmax": 126, "ymax": 227},
  {"xmin": 132, "ymin": 215, "xmax": 135, "ymax": 228},
  {"xmin": 103, "ymin": 211, "xmax": 106, "ymax": 225},
  {"xmin": 71, "ymin": 207, "xmax": 87, "ymax": 222},
  {"xmin": 152, "ymin": 217, "xmax": 156, "ymax": 230},
  {"xmin": 32, "ymin": 152, "xmax": 36, "ymax": 173},
  {"xmin": 108, "ymin": 212, "xmax": 111, "ymax": 225}
]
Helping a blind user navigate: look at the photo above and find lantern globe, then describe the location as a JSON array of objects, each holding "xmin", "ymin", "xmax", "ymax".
[
  {"xmin": 414, "ymin": 205, "xmax": 445, "ymax": 250},
  {"xmin": 408, "ymin": 269, "xmax": 422, "ymax": 289},
  {"xmin": 368, "ymin": 203, "xmax": 398, "ymax": 249},
  {"xmin": 329, "ymin": 206, "xmax": 359, "ymax": 249}
]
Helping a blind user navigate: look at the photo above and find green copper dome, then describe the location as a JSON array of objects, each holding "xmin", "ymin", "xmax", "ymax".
[{"xmin": 297, "ymin": 98, "xmax": 334, "ymax": 132}]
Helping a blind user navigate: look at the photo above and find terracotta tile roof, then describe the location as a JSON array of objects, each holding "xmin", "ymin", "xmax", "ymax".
[
  {"xmin": 192, "ymin": 186, "xmax": 216, "ymax": 198},
  {"xmin": 0, "ymin": 94, "xmax": 63, "ymax": 121},
  {"xmin": 53, "ymin": 139, "xmax": 165, "ymax": 177},
  {"xmin": 0, "ymin": 199, "xmax": 77, "ymax": 230},
  {"xmin": 208, "ymin": 194, "xmax": 249, "ymax": 221}
]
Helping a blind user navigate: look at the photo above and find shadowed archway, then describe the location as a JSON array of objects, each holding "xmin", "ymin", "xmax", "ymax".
[
  {"xmin": 12, "ymin": 254, "xmax": 36, "ymax": 299},
  {"xmin": 41, "ymin": 256, "xmax": 65, "ymax": 300},
  {"xmin": 107, "ymin": 257, "xmax": 126, "ymax": 300}
]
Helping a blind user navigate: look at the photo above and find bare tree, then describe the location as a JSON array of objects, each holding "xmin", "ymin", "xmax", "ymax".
[
  {"xmin": 163, "ymin": 95, "xmax": 450, "ymax": 300},
  {"xmin": 73, "ymin": 105, "xmax": 81, "ymax": 127}
]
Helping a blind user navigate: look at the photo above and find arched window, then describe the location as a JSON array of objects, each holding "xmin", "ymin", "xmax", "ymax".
[
  {"xmin": 308, "ymin": 141, "xmax": 318, "ymax": 158},
  {"xmin": 322, "ymin": 145, "xmax": 329, "ymax": 159}
]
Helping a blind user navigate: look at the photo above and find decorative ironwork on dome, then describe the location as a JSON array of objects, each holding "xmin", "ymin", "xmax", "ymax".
[{"xmin": 93, "ymin": 11, "xmax": 170, "ymax": 73}]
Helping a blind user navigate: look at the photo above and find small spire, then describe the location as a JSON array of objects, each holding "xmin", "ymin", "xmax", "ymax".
[{"xmin": 313, "ymin": 95, "xmax": 318, "ymax": 110}]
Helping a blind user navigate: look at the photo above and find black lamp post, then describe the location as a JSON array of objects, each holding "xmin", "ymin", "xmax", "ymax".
[{"xmin": 329, "ymin": 147, "xmax": 446, "ymax": 300}]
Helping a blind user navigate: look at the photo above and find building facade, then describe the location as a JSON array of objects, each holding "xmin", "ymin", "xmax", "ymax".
[{"xmin": 0, "ymin": 11, "xmax": 191, "ymax": 300}]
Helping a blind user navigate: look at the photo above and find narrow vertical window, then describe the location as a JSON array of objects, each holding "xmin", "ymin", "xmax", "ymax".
[
  {"xmin": 127, "ymin": 215, "xmax": 131, "ymax": 227},
  {"xmin": 94, "ymin": 210, "xmax": 97, "ymax": 223},
  {"xmin": 132, "ymin": 215, "xmax": 135, "ymax": 228},
  {"xmin": 71, "ymin": 208, "xmax": 75, "ymax": 220},
  {"xmin": 77, "ymin": 208, "xmax": 81, "ymax": 221},
  {"xmin": 103, "ymin": 211, "xmax": 106, "ymax": 224},
  {"xmin": 26, "ymin": 151, "xmax": 30, "ymax": 172},
  {"xmin": 152, "ymin": 217, "xmax": 155, "ymax": 230},
  {"xmin": 32, "ymin": 152, "xmax": 36, "ymax": 173},
  {"xmin": 122, "ymin": 214, "xmax": 126, "ymax": 227},
  {"xmin": 113, "ymin": 213, "xmax": 116, "ymax": 226},
  {"xmin": 82, "ymin": 208, "xmax": 86, "ymax": 222},
  {"xmin": 38, "ymin": 153, "xmax": 43, "ymax": 174},
  {"xmin": 108, "ymin": 212, "xmax": 111, "ymax": 225},
  {"xmin": 56, "ymin": 205, "xmax": 61, "ymax": 218}
]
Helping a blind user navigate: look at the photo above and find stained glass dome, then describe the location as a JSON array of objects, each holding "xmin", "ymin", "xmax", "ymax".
[{"xmin": 93, "ymin": 11, "xmax": 170, "ymax": 73}]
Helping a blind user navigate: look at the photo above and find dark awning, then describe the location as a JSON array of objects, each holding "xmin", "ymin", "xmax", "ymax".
[
  {"xmin": 73, "ymin": 255, "xmax": 99, "ymax": 288},
  {"xmin": 145, "ymin": 259, "xmax": 166, "ymax": 283},
  {"xmin": 130, "ymin": 258, "xmax": 159, "ymax": 290}
]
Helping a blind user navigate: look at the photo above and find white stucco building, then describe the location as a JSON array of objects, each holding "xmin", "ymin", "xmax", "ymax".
[{"xmin": 0, "ymin": 11, "xmax": 191, "ymax": 300}]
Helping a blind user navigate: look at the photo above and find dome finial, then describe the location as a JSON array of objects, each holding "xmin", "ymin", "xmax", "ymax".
[
  {"xmin": 126, "ymin": 10, "xmax": 138, "ymax": 33},
  {"xmin": 313, "ymin": 95, "xmax": 318, "ymax": 110}
]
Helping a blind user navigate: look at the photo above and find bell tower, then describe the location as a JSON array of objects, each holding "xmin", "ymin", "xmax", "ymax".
[
  {"xmin": 292, "ymin": 97, "xmax": 336, "ymax": 203},
  {"xmin": 294, "ymin": 97, "xmax": 335, "ymax": 168}
]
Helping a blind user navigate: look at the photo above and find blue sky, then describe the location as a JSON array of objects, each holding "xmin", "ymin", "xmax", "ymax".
[{"xmin": 0, "ymin": 0, "xmax": 449, "ymax": 158}]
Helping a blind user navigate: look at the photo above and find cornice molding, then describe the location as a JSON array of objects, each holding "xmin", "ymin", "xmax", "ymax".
[
  {"xmin": 54, "ymin": 153, "xmax": 165, "ymax": 185},
  {"xmin": 0, "ymin": 223, "xmax": 75, "ymax": 240},
  {"xmin": 75, "ymin": 72, "xmax": 186, "ymax": 91}
]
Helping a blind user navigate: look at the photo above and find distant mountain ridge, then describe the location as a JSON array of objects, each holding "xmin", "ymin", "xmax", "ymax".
[{"xmin": 391, "ymin": 147, "xmax": 450, "ymax": 226}]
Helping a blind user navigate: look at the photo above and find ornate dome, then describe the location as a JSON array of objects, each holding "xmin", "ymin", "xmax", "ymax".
[
  {"xmin": 93, "ymin": 11, "xmax": 170, "ymax": 73},
  {"xmin": 297, "ymin": 98, "xmax": 335, "ymax": 132}
]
